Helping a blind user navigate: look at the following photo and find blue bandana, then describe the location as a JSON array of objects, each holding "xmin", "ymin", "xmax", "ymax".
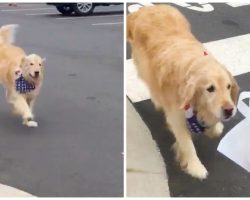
[
  {"xmin": 186, "ymin": 115, "xmax": 206, "ymax": 135},
  {"xmin": 184, "ymin": 104, "xmax": 206, "ymax": 135},
  {"xmin": 15, "ymin": 74, "xmax": 35, "ymax": 94}
]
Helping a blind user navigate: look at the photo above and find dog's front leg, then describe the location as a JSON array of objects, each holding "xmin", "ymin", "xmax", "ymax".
[
  {"xmin": 10, "ymin": 95, "xmax": 38, "ymax": 127},
  {"xmin": 27, "ymin": 97, "xmax": 36, "ymax": 113},
  {"xmin": 167, "ymin": 110, "xmax": 208, "ymax": 179}
]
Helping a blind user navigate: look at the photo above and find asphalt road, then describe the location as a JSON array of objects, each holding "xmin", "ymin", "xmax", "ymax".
[{"xmin": 0, "ymin": 3, "xmax": 123, "ymax": 197}]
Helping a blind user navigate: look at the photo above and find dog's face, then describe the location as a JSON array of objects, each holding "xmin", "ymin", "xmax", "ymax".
[
  {"xmin": 180, "ymin": 65, "xmax": 239, "ymax": 125},
  {"xmin": 20, "ymin": 54, "xmax": 45, "ymax": 85}
]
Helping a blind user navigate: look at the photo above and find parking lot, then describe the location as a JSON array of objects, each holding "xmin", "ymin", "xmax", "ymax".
[{"xmin": 0, "ymin": 3, "xmax": 123, "ymax": 197}]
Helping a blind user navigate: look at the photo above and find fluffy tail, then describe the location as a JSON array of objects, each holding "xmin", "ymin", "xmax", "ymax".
[{"xmin": 0, "ymin": 24, "xmax": 19, "ymax": 44}]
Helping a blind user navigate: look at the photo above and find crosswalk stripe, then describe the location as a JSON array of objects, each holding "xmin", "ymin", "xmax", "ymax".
[{"xmin": 127, "ymin": 34, "xmax": 250, "ymax": 103}]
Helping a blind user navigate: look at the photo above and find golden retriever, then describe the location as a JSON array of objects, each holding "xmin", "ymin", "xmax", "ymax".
[
  {"xmin": 0, "ymin": 24, "xmax": 45, "ymax": 127},
  {"xmin": 127, "ymin": 5, "xmax": 239, "ymax": 179}
]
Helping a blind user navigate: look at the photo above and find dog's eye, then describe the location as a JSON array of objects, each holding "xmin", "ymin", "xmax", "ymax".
[
  {"xmin": 39, "ymin": 63, "xmax": 42, "ymax": 66},
  {"xmin": 227, "ymin": 84, "xmax": 231, "ymax": 89},
  {"xmin": 30, "ymin": 63, "xmax": 34, "ymax": 66},
  {"xmin": 207, "ymin": 85, "xmax": 215, "ymax": 92}
]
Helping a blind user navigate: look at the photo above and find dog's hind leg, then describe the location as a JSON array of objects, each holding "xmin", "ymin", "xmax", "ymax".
[
  {"xmin": 10, "ymin": 95, "xmax": 38, "ymax": 127},
  {"xmin": 167, "ymin": 109, "xmax": 208, "ymax": 179}
]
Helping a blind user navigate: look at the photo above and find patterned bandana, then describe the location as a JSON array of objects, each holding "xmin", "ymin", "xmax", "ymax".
[
  {"xmin": 184, "ymin": 104, "xmax": 206, "ymax": 135},
  {"xmin": 15, "ymin": 70, "xmax": 35, "ymax": 93}
]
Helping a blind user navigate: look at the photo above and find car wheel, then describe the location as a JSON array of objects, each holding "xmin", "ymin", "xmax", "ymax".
[
  {"xmin": 56, "ymin": 5, "xmax": 73, "ymax": 15},
  {"xmin": 71, "ymin": 3, "xmax": 95, "ymax": 16}
]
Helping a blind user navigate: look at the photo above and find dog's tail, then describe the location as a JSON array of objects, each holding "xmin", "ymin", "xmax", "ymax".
[{"xmin": 0, "ymin": 24, "xmax": 19, "ymax": 45}]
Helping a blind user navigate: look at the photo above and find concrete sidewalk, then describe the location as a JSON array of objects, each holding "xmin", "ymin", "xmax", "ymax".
[
  {"xmin": 126, "ymin": 99, "xmax": 170, "ymax": 197},
  {"xmin": 0, "ymin": 184, "xmax": 33, "ymax": 197}
]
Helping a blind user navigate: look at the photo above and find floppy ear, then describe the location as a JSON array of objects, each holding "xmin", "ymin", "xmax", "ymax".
[
  {"xmin": 20, "ymin": 56, "xmax": 27, "ymax": 67},
  {"xmin": 179, "ymin": 76, "xmax": 197, "ymax": 109},
  {"xmin": 225, "ymin": 69, "xmax": 240, "ymax": 104},
  {"xmin": 42, "ymin": 57, "xmax": 46, "ymax": 65}
]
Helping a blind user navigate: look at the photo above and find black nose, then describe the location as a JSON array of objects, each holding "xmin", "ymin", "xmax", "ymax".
[
  {"xmin": 224, "ymin": 108, "xmax": 233, "ymax": 118},
  {"xmin": 34, "ymin": 71, "xmax": 39, "ymax": 77}
]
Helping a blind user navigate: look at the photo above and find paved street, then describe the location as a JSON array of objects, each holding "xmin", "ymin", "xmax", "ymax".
[
  {"xmin": 0, "ymin": 3, "xmax": 123, "ymax": 197},
  {"xmin": 126, "ymin": 3, "xmax": 250, "ymax": 197}
]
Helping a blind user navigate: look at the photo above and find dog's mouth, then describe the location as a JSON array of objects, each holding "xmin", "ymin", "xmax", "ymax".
[
  {"xmin": 29, "ymin": 73, "xmax": 40, "ymax": 80},
  {"xmin": 195, "ymin": 109, "xmax": 219, "ymax": 127},
  {"xmin": 221, "ymin": 111, "xmax": 235, "ymax": 122},
  {"xmin": 221, "ymin": 107, "xmax": 236, "ymax": 122}
]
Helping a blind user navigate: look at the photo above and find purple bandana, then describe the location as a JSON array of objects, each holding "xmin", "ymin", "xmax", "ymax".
[
  {"xmin": 15, "ymin": 71, "xmax": 35, "ymax": 94},
  {"xmin": 184, "ymin": 104, "xmax": 206, "ymax": 135}
]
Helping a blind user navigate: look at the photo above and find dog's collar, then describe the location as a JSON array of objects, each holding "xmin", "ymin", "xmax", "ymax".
[
  {"xmin": 184, "ymin": 104, "xmax": 206, "ymax": 135},
  {"xmin": 15, "ymin": 70, "xmax": 35, "ymax": 94}
]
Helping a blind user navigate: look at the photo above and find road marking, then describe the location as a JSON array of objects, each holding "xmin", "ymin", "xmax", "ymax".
[
  {"xmin": 92, "ymin": 22, "xmax": 123, "ymax": 26},
  {"xmin": 127, "ymin": 4, "xmax": 143, "ymax": 13},
  {"xmin": 56, "ymin": 14, "xmax": 123, "ymax": 20},
  {"xmin": 25, "ymin": 12, "xmax": 58, "ymax": 16},
  {"xmin": 226, "ymin": 2, "xmax": 250, "ymax": 7},
  {"xmin": 126, "ymin": 59, "xmax": 150, "ymax": 103},
  {"xmin": 138, "ymin": 2, "xmax": 154, "ymax": 6},
  {"xmin": 174, "ymin": 3, "xmax": 214, "ymax": 12},
  {"xmin": 129, "ymin": 2, "xmax": 250, "ymax": 14},
  {"xmin": 1, "ymin": 7, "xmax": 54, "ymax": 12},
  {"xmin": 127, "ymin": 34, "xmax": 250, "ymax": 103}
]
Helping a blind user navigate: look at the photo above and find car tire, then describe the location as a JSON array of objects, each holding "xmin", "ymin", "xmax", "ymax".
[
  {"xmin": 71, "ymin": 3, "xmax": 95, "ymax": 16},
  {"xmin": 56, "ymin": 5, "xmax": 73, "ymax": 15}
]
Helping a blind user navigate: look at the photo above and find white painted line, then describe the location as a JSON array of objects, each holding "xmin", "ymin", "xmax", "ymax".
[
  {"xmin": 127, "ymin": 4, "xmax": 143, "ymax": 13},
  {"xmin": 56, "ymin": 14, "xmax": 123, "ymax": 20},
  {"xmin": 126, "ymin": 59, "xmax": 150, "ymax": 103},
  {"xmin": 187, "ymin": 4, "xmax": 214, "ymax": 12},
  {"xmin": 25, "ymin": 12, "xmax": 58, "ymax": 16},
  {"xmin": 1, "ymin": 7, "xmax": 54, "ymax": 12},
  {"xmin": 204, "ymin": 34, "xmax": 250, "ymax": 76},
  {"xmin": 172, "ymin": 2, "xmax": 193, "ymax": 7},
  {"xmin": 138, "ymin": 2, "xmax": 154, "ymax": 7},
  {"xmin": 92, "ymin": 22, "xmax": 123, "ymax": 26},
  {"xmin": 226, "ymin": 2, "xmax": 250, "ymax": 7},
  {"xmin": 127, "ymin": 34, "xmax": 250, "ymax": 103}
]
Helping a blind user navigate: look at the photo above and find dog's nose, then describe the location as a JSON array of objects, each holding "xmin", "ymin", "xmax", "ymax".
[
  {"xmin": 34, "ymin": 71, "xmax": 39, "ymax": 77},
  {"xmin": 223, "ymin": 108, "xmax": 234, "ymax": 119}
]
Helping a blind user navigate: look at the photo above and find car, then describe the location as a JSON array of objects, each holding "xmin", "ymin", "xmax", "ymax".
[{"xmin": 47, "ymin": 3, "xmax": 122, "ymax": 16}]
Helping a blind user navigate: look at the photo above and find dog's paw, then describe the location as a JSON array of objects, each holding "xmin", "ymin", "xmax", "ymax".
[
  {"xmin": 206, "ymin": 122, "xmax": 224, "ymax": 139},
  {"xmin": 183, "ymin": 158, "xmax": 208, "ymax": 180},
  {"xmin": 23, "ymin": 120, "xmax": 38, "ymax": 128},
  {"xmin": 27, "ymin": 121, "xmax": 38, "ymax": 127}
]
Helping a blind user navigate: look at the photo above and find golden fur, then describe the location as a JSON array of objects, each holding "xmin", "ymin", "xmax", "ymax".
[
  {"xmin": 0, "ymin": 24, "xmax": 45, "ymax": 127},
  {"xmin": 127, "ymin": 5, "xmax": 239, "ymax": 179}
]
